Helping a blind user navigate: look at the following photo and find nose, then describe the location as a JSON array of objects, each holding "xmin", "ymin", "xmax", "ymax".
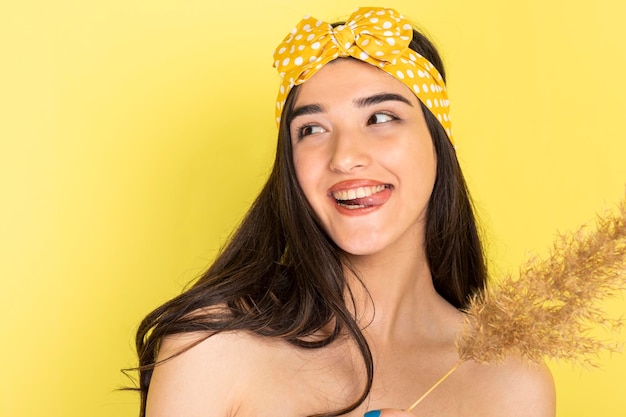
[{"xmin": 328, "ymin": 128, "xmax": 371, "ymax": 173}]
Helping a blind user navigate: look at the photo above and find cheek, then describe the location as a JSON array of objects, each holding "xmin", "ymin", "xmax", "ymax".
[
  {"xmin": 292, "ymin": 151, "xmax": 305, "ymax": 186},
  {"xmin": 388, "ymin": 139, "xmax": 437, "ymax": 187},
  {"xmin": 415, "ymin": 151, "xmax": 437, "ymax": 188},
  {"xmin": 292, "ymin": 150, "xmax": 319, "ymax": 199}
]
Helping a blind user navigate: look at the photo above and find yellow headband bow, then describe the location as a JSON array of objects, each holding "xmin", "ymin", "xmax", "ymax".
[{"xmin": 273, "ymin": 7, "xmax": 453, "ymax": 144}]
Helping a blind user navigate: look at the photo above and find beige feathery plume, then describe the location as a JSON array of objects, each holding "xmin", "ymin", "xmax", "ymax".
[
  {"xmin": 458, "ymin": 197, "xmax": 626, "ymax": 366},
  {"xmin": 407, "ymin": 196, "xmax": 626, "ymax": 412}
]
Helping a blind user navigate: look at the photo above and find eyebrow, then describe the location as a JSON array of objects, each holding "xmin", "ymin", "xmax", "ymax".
[
  {"xmin": 291, "ymin": 92, "xmax": 414, "ymax": 121},
  {"xmin": 290, "ymin": 103, "xmax": 325, "ymax": 120},
  {"xmin": 353, "ymin": 93, "xmax": 414, "ymax": 108}
]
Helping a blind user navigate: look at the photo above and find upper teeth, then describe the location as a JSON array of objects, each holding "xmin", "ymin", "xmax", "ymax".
[{"xmin": 332, "ymin": 185, "xmax": 387, "ymax": 201}]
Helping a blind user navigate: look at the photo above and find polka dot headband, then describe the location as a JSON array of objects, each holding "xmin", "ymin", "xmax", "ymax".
[{"xmin": 273, "ymin": 6, "xmax": 453, "ymax": 143}]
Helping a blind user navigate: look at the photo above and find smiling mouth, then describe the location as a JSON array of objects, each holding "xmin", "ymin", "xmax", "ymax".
[{"xmin": 331, "ymin": 184, "xmax": 392, "ymax": 209}]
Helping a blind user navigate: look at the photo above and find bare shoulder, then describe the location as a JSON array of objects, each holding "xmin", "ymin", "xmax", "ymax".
[
  {"xmin": 145, "ymin": 330, "xmax": 272, "ymax": 417},
  {"xmin": 460, "ymin": 356, "xmax": 556, "ymax": 417},
  {"xmin": 144, "ymin": 328, "xmax": 363, "ymax": 417}
]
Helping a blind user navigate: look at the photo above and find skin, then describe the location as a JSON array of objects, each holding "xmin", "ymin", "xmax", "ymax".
[
  {"xmin": 290, "ymin": 59, "xmax": 437, "ymax": 262},
  {"xmin": 145, "ymin": 59, "xmax": 556, "ymax": 417}
]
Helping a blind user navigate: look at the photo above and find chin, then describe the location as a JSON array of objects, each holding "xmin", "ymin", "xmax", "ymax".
[{"xmin": 337, "ymin": 240, "xmax": 389, "ymax": 258}]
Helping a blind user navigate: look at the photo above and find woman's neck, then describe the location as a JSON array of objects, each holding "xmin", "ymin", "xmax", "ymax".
[{"xmin": 344, "ymin": 244, "xmax": 460, "ymax": 346}]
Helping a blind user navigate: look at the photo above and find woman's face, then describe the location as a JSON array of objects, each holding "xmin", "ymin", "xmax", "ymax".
[{"xmin": 289, "ymin": 59, "xmax": 437, "ymax": 258}]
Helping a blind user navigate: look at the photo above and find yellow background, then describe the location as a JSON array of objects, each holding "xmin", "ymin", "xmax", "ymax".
[{"xmin": 1, "ymin": 0, "xmax": 624, "ymax": 416}]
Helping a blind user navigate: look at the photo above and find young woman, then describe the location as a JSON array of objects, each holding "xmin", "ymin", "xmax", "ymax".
[{"xmin": 135, "ymin": 7, "xmax": 555, "ymax": 417}]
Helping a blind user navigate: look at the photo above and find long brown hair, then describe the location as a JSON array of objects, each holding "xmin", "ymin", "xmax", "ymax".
[{"xmin": 132, "ymin": 28, "xmax": 487, "ymax": 417}]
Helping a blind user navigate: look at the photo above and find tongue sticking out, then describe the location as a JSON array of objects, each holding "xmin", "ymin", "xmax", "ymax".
[{"xmin": 338, "ymin": 187, "xmax": 392, "ymax": 207}]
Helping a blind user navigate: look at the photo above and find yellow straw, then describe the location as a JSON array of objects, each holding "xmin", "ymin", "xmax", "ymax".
[{"xmin": 405, "ymin": 360, "xmax": 462, "ymax": 413}]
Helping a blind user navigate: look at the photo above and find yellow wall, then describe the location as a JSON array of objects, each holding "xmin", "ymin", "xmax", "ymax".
[{"xmin": 1, "ymin": 1, "xmax": 624, "ymax": 416}]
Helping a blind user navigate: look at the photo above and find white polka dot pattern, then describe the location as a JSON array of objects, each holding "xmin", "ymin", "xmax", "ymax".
[{"xmin": 273, "ymin": 7, "xmax": 453, "ymax": 144}]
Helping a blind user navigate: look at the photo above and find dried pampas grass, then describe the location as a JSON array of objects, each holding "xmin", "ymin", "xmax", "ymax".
[
  {"xmin": 407, "ymin": 196, "xmax": 626, "ymax": 412},
  {"xmin": 458, "ymin": 197, "xmax": 626, "ymax": 367}
]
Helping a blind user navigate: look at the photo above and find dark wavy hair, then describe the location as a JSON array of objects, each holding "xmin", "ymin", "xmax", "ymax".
[{"xmin": 132, "ymin": 28, "xmax": 487, "ymax": 417}]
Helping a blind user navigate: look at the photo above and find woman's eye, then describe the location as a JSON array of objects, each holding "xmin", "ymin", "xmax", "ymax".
[
  {"xmin": 297, "ymin": 124, "xmax": 325, "ymax": 138},
  {"xmin": 367, "ymin": 112, "xmax": 396, "ymax": 125}
]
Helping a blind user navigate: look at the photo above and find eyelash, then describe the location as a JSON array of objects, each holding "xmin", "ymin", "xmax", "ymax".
[
  {"xmin": 293, "ymin": 111, "xmax": 399, "ymax": 140},
  {"xmin": 368, "ymin": 111, "xmax": 398, "ymax": 125},
  {"xmin": 295, "ymin": 123, "xmax": 324, "ymax": 140}
]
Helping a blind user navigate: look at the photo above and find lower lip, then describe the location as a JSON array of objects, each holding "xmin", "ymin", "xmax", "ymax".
[{"xmin": 331, "ymin": 187, "xmax": 392, "ymax": 216}]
